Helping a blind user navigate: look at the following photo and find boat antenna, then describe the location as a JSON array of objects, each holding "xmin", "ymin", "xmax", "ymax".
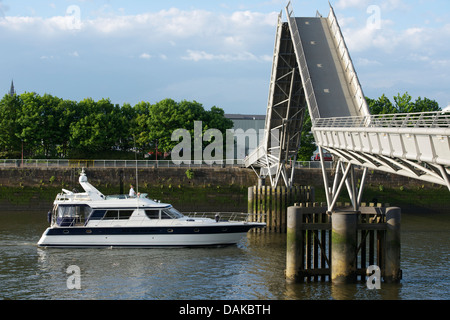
[{"xmin": 133, "ymin": 135, "xmax": 139, "ymax": 194}]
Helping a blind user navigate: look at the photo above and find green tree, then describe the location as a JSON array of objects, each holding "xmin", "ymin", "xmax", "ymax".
[
  {"xmin": 367, "ymin": 93, "xmax": 441, "ymax": 115},
  {"xmin": 297, "ymin": 112, "xmax": 316, "ymax": 161},
  {"xmin": 412, "ymin": 96, "xmax": 440, "ymax": 113},
  {"xmin": 131, "ymin": 101, "xmax": 152, "ymax": 153},
  {"xmin": 0, "ymin": 94, "xmax": 22, "ymax": 158},
  {"xmin": 366, "ymin": 94, "xmax": 396, "ymax": 114},
  {"xmin": 69, "ymin": 98, "xmax": 126, "ymax": 157},
  {"xmin": 17, "ymin": 92, "xmax": 43, "ymax": 157},
  {"xmin": 57, "ymin": 99, "xmax": 79, "ymax": 158},
  {"xmin": 393, "ymin": 92, "xmax": 414, "ymax": 113},
  {"xmin": 145, "ymin": 99, "xmax": 233, "ymax": 155},
  {"xmin": 36, "ymin": 94, "xmax": 65, "ymax": 157},
  {"xmin": 204, "ymin": 106, "xmax": 234, "ymax": 133}
]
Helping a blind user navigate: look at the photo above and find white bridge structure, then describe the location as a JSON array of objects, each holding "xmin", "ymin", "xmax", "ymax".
[{"xmin": 245, "ymin": 2, "xmax": 450, "ymax": 212}]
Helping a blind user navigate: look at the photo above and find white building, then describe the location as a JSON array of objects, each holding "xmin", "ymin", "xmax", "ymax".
[{"xmin": 225, "ymin": 114, "xmax": 265, "ymax": 159}]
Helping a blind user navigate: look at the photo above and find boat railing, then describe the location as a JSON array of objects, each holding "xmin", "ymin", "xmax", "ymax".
[
  {"xmin": 185, "ymin": 212, "xmax": 265, "ymax": 223},
  {"xmin": 55, "ymin": 193, "xmax": 91, "ymax": 202},
  {"xmin": 54, "ymin": 214, "xmax": 87, "ymax": 227},
  {"xmin": 105, "ymin": 193, "xmax": 149, "ymax": 200}
]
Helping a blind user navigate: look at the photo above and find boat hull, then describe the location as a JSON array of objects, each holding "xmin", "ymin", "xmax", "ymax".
[{"xmin": 37, "ymin": 223, "xmax": 265, "ymax": 248}]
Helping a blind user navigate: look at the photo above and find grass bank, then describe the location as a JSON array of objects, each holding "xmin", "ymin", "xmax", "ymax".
[
  {"xmin": 0, "ymin": 184, "xmax": 250, "ymax": 212},
  {"xmin": 1, "ymin": 184, "xmax": 448, "ymax": 214},
  {"xmin": 313, "ymin": 185, "xmax": 450, "ymax": 214}
]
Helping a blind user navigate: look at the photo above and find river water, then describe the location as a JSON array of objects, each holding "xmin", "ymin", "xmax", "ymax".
[{"xmin": 0, "ymin": 209, "xmax": 449, "ymax": 300}]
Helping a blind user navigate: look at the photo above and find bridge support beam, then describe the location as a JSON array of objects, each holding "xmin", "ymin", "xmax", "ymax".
[{"xmin": 320, "ymin": 150, "xmax": 368, "ymax": 212}]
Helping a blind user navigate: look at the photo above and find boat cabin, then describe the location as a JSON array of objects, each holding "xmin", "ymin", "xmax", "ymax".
[{"xmin": 51, "ymin": 202, "xmax": 186, "ymax": 227}]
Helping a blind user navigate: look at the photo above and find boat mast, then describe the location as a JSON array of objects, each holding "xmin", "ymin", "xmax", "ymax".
[{"xmin": 133, "ymin": 135, "xmax": 139, "ymax": 194}]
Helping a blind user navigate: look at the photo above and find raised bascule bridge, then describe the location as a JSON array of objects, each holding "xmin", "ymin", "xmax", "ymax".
[{"xmin": 246, "ymin": 2, "xmax": 450, "ymax": 213}]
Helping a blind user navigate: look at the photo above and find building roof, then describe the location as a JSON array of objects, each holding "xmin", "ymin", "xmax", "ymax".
[
  {"xmin": 9, "ymin": 80, "xmax": 15, "ymax": 97},
  {"xmin": 225, "ymin": 114, "xmax": 266, "ymax": 120}
]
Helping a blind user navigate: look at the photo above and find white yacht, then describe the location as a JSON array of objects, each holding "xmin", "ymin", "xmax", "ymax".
[{"xmin": 37, "ymin": 169, "xmax": 265, "ymax": 248}]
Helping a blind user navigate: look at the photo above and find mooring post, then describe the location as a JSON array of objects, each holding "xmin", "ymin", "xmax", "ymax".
[
  {"xmin": 286, "ymin": 205, "xmax": 304, "ymax": 283},
  {"xmin": 385, "ymin": 207, "xmax": 401, "ymax": 283},
  {"xmin": 248, "ymin": 186, "xmax": 254, "ymax": 220},
  {"xmin": 331, "ymin": 210, "xmax": 358, "ymax": 284}
]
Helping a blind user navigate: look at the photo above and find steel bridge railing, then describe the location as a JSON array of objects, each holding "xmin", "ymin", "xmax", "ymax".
[
  {"xmin": 0, "ymin": 159, "xmax": 245, "ymax": 169},
  {"xmin": 314, "ymin": 111, "xmax": 450, "ymax": 129},
  {"xmin": 0, "ymin": 159, "xmax": 333, "ymax": 169}
]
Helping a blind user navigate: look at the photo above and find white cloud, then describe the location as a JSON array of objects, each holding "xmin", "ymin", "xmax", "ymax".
[
  {"xmin": 40, "ymin": 55, "xmax": 56, "ymax": 60},
  {"xmin": 336, "ymin": 0, "xmax": 371, "ymax": 9},
  {"xmin": 342, "ymin": 17, "xmax": 450, "ymax": 55},
  {"xmin": 356, "ymin": 57, "xmax": 382, "ymax": 66},
  {"xmin": 181, "ymin": 50, "xmax": 271, "ymax": 62},
  {"xmin": 336, "ymin": 0, "xmax": 408, "ymax": 10},
  {"xmin": 139, "ymin": 53, "xmax": 151, "ymax": 59},
  {"xmin": 0, "ymin": 0, "xmax": 9, "ymax": 17},
  {"xmin": 0, "ymin": 8, "xmax": 277, "ymax": 53},
  {"xmin": 0, "ymin": 15, "xmax": 83, "ymax": 33}
]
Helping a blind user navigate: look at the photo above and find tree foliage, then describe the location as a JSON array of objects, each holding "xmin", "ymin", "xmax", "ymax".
[
  {"xmin": 366, "ymin": 92, "xmax": 441, "ymax": 115},
  {"xmin": 0, "ymin": 93, "xmax": 233, "ymax": 159},
  {"xmin": 297, "ymin": 112, "xmax": 316, "ymax": 161},
  {"xmin": 0, "ymin": 91, "xmax": 441, "ymax": 161}
]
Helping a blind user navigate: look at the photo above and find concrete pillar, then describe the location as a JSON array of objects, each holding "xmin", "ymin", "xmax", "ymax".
[
  {"xmin": 385, "ymin": 207, "xmax": 401, "ymax": 283},
  {"xmin": 331, "ymin": 210, "xmax": 358, "ymax": 284},
  {"xmin": 286, "ymin": 206, "xmax": 304, "ymax": 283}
]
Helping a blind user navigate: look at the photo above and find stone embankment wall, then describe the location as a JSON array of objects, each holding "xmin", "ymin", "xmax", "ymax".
[
  {"xmin": 0, "ymin": 167, "xmax": 447, "ymax": 212},
  {"xmin": 0, "ymin": 166, "xmax": 440, "ymax": 191},
  {"xmin": 0, "ymin": 167, "xmax": 255, "ymax": 189}
]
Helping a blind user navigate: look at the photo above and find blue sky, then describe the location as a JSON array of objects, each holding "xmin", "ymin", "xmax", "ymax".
[{"xmin": 1, "ymin": 0, "xmax": 449, "ymax": 114}]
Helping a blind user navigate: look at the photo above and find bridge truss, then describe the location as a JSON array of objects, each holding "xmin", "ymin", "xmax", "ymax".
[
  {"xmin": 244, "ymin": 11, "xmax": 307, "ymax": 188},
  {"xmin": 246, "ymin": 2, "xmax": 450, "ymax": 212}
]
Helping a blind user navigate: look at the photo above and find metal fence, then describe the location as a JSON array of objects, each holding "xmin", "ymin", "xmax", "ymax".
[
  {"xmin": 314, "ymin": 111, "xmax": 450, "ymax": 129},
  {"xmin": 0, "ymin": 159, "xmax": 332, "ymax": 169}
]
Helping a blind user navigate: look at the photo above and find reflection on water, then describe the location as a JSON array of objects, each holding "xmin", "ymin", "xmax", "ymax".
[{"xmin": 0, "ymin": 210, "xmax": 449, "ymax": 300}]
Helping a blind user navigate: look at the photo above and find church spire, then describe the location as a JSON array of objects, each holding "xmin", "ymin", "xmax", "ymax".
[{"xmin": 9, "ymin": 80, "xmax": 15, "ymax": 97}]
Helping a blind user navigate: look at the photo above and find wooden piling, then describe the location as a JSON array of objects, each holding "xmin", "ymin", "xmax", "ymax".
[{"xmin": 247, "ymin": 185, "xmax": 315, "ymax": 233}]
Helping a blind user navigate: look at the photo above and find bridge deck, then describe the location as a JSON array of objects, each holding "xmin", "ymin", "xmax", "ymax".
[
  {"xmin": 295, "ymin": 17, "xmax": 359, "ymax": 118},
  {"xmin": 246, "ymin": 2, "xmax": 449, "ymax": 190}
]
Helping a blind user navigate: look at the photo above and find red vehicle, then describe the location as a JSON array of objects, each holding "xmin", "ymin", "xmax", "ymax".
[{"xmin": 313, "ymin": 153, "xmax": 333, "ymax": 161}]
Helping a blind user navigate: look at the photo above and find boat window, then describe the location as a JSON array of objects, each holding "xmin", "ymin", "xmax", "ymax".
[
  {"xmin": 119, "ymin": 210, "xmax": 133, "ymax": 220},
  {"xmin": 160, "ymin": 211, "xmax": 172, "ymax": 219},
  {"xmin": 88, "ymin": 210, "xmax": 106, "ymax": 220},
  {"xmin": 103, "ymin": 210, "xmax": 119, "ymax": 220},
  {"xmin": 145, "ymin": 210, "xmax": 160, "ymax": 219},
  {"xmin": 57, "ymin": 205, "xmax": 91, "ymax": 218},
  {"xmin": 103, "ymin": 210, "xmax": 133, "ymax": 220},
  {"xmin": 162, "ymin": 207, "xmax": 184, "ymax": 219},
  {"xmin": 55, "ymin": 205, "xmax": 92, "ymax": 226}
]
